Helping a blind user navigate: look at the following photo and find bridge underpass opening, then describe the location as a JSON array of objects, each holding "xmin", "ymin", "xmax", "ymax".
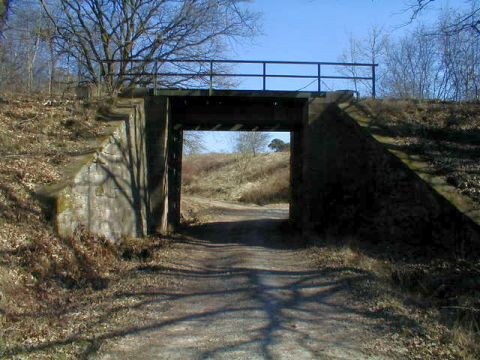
[
  {"xmin": 40, "ymin": 89, "xmax": 480, "ymax": 253},
  {"xmin": 180, "ymin": 130, "xmax": 293, "ymax": 225},
  {"xmin": 156, "ymin": 93, "xmax": 307, "ymax": 232}
]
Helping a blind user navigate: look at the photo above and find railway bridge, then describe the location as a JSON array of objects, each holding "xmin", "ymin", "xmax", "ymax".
[{"xmin": 38, "ymin": 60, "xmax": 479, "ymax": 255}]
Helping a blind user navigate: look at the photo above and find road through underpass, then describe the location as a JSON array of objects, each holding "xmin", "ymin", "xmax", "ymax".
[{"xmin": 93, "ymin": 198, "xmax": 398, "ymax": 359}]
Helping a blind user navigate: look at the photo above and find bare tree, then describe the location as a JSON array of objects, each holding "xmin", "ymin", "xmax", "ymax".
[
  {"xmin": 234, "ymin": 132, "xmax": 270, "ymax": 157},
  {"xmin": 338, "ymin": 25, "xmax": 388, "ymax": 96},
  {"xmin": 407, "ymin": 0, "xmax": 480, "ymax": 35},
  {"xmin": 338, "ymin": 33, "xmax": 361, "ymax": 93},
  {"xmin": 0, "ymin": 3, "xmax": 54, "ymax": 93},
  {"xmin": 380, "ymin": 4, "xmax": 480, "ymax": 101},
  {"xmin": 183, "ymin": 131, "xmax": 205, "ymax": 155},
  {"xmin": 382, "ymin": 25, "xmax": 443, "ymax": 99},
  {"xmin": 359, "ymin": 26, "xmax": 389, "ymax": 95},
  {"xmin": 0, "ymin": 0, "xmax": 11, "ymax": 36},
  {"xmin": 436, "ymin": 10, "xmax": 480, "ymax": 100},
  {"xmin": 407, "ymin": 0, "xmax": 436, "ymax": 20},
  {"xmin": 40, "ymin": 0, "xmax": 259, "ymax": 94}
]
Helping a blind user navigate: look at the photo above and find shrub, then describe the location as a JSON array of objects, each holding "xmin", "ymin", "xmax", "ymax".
[{"xmin": 239, "ymin": 167, "xmax": 290, "ymax": 205}]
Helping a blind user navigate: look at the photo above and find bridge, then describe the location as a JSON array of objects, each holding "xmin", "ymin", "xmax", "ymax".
[
  {"xmin": 38, "ymin": 60, "xmax": 480, "ymax": 256},
  {"xmin": 98, "ymin": 59, "xmax": 378, "ymax": 97}
]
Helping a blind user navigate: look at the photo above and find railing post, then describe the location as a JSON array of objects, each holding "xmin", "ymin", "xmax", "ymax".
[
  {"xmin": 317, "ymin": 63, "xmax": 321, "ymax": 92},
  {"xmin": 263, "ymin": 62, "xmax": 266, "ymax": 91},
  {"xmin": 209, "ymin": 61, "xmax": 213, "ymax": 93},
  {"xmin": 153, "ymin": 61, "xmax": 158, "ymax": 94},
  {"xmin": 372, "ymin": 64, "xmax": 376, "ymax": 98}
]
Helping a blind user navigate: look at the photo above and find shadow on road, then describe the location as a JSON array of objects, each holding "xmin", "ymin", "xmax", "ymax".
[{"xmin": 4, "ymin": 217, "xmax": 415, "ymax": 359}]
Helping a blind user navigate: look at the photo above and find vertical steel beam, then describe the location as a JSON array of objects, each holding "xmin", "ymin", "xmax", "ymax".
[
  {"xmin": 153, "ymin": 61, "xmax": 158, "ymax": 94},
  {"xmin": 263, "ymin": 62, "xmax": 266, "ymax": 91},
  {"xmin": 372, "ymin": 65, "xmax": 376, "ymax": 98},
  {"xmin": 317, "ymin": 63, "xmax": 321, "ymax": 92},
  {"xmin": 209, "ymin": 61, "xmax": 213, "ymax": 93}
]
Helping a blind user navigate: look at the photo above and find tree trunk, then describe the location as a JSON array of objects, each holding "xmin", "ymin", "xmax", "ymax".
[
  {"xmin": 27, "ymin": 35, "xmax": 40, "ymax": 93},
  {"xmin": 48, "ymin": 39, "xmax": 55, "ymax": 96}
]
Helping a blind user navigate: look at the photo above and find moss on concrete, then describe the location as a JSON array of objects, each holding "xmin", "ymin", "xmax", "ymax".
[{"xmin": 57, "ymin": 191, "xmax": 76, "ymax": 214}]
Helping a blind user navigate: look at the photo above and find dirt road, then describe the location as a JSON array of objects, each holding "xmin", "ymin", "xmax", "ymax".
[{"xmin": 93, "ymin": 199, "xmax": 402, "ymax": 359}]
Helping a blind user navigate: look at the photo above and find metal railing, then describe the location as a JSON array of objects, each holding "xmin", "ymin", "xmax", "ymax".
[{"xmin": 102, "ymin": 59, "xmax": 379, "ymax": 97}]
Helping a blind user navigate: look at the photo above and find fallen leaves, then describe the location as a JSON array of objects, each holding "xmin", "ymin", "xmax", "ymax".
[{"xmin": 0, "ymin": 92, "xmax": 129, "ymax": 357}]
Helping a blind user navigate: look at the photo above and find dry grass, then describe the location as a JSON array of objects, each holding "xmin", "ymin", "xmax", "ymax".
[
  {"xmin": 308, "ymin": 235, "xmax": 480, "ymax": 360},
  {"xmin": 238, "ymin": 166, "xmax": 290, "ymax": 205},
  {"xmin": 182, "ymin": 152, "xmax": 290, "ymax": 204},
  {"xmin": 182, "ymin": 153, "xmax": 236, "ymax": 186},
  {"xmin": 2, "ymin": 93, "xmax": 479, "ymax": 358},
  {"xmin": 1, "ymin": 233, "xmax": 174, "ymax": 359},
  {"xmin": 181, "ymin": 100, "xmax": 480, "ymax": 358},
  {"xmin": 340, "ymin": 98, "xmax": 480, "ymax": 359},
  {"xmin": 0, "ymin": 93, "xmax": 173, "ymax": 358},
  {"xmin": 389, "ymin": 259, "xmax": 480, "ymax": 360},
  {"xmin": 361, "ymin": 99, "xmax": 480, "ymax": 204},
  {"xmin": 0, "ymin": 93, "xmax": 114, "ymax": 313}
]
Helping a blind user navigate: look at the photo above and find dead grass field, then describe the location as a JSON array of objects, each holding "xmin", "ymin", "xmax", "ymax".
[
  {"xmin": 182, "ymin": 151, "xmax": 290, "ymax": 205},
  {"xmin": 1, "ymin": 94, "xmax": 480, "ymax": 358},
  {"xmin": 0, "ymin": 94, "xmax": 174, "ymax": 358},
  {"xmin": 361, "ymin": 99, "xmax": 480, "ymax": 207},
  {"xmin": 306, "ymin": 233, "xmax": 480, "ymax": 360}
]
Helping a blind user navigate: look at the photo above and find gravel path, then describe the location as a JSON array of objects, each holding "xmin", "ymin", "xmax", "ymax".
[{"xmin": 92, "ymin": 201, "xmax": 399, "ymax": 359}]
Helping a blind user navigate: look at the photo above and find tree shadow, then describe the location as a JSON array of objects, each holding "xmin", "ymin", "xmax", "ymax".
[
  {"xmin": 315, "ymin": 102, "xmax": 480, "ymax": 260},
  {"xmin": 180, "ymin": 218, "xmax": 301, "ymax": 250},
  {"xmin": 350, "ymin": 101, "xmax": 480, "ymax": 171},
  {"xmin": 3, "ymin": 219, "xmax": 420, "ymax": 359}
]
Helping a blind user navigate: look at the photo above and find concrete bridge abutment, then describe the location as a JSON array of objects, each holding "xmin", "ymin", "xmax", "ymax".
[{"xmin": 38, "ymin": 90, "xmax": 480, "ymax": 257}]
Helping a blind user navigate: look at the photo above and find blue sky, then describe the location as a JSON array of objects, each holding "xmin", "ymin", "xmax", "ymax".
[
  {"xmin": 234, "ymin": 0, "xmax": 409, "ymax": 60},
  {"xmin": 196, "ymin": 0, "xmax": 459, "ymax": 153}
]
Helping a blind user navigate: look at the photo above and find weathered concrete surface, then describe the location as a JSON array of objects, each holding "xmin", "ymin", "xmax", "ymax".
[
  {"xmin": 169, "ymin": 95, "xmax": 305, "ymax": 131},
  {"xmin": 344, "ymin": 101, "xmax": 480, "ymax": 228},
  {"xmin": 37, "ymin": 95, "xmax": 188, "ymax": 241},
  {"xmin": 302, "ymin": 99, "xmax": 480, "ymax": 256},
  {"xmin": 143, "ymin": 96, "xmax": 184, "ymax": 234},
  {"xmin": 37, "ymin": 91, "xmax": 355, "ymax": 241},
  {"xmin": 38, "ymin": 99, "xmax": 150, "ymax": 241},
  {"xmin": 143, "ymin": 96, "xmax": 171, "ymax": 235}
]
